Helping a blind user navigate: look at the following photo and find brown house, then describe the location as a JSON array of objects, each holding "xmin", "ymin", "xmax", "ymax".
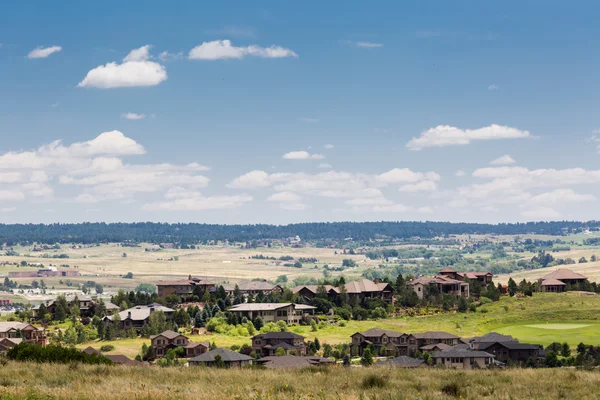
[
  {"xmin": 229, "ymin": 303, "xmax": 316, "ymax": 325},
  {"xmin": 471, "ymin": 332, "xmax": 541, "ymax": 364},
  {"xmin": 0, "ymin": 322, "xmax": 46, "ymax": 345},
  {"xmin": 189, "ymin": 348, "xmax": 253, "ymax": 367},
  {"xmin": 431, "ymin": 347, "xmax": 495, "ymax": 369},
  {"xmin": 540, "ymin": 269, "xmax": 588, "ymax": 292},
  {"xmin": 156, "ymin": 277, "xmax": 215, "ymax": 298},
  {"xmin": 251, "ymin": 332, "xmax": 307, "ymax": 356},
  {"xmin": 0, "ymin": 337, "xmax": 22, "ymax": 353},
  {"xmin": 407, "ymin": 275, "xmax": 470, "ymax": 299},
  {"xmin": 439, "ymin": 269, "xmax": 494, "ymax": 287},
  {"xmin": 102, "ymin": 304, "xmax": 174, "ymax": 332},
  {"xmin": 351, "ymin": 328, "xmax": 418, "ymax": 357},
  {"xmin": 345, "ymin": 279, "xmax": 394, "ymax": 303},
  {"xmin": 292, "ymin": 285, "xmax": 340, "ymax": 301},
  {"xmin": 0, "ymin": 299, "xmax": 13, "ymax": 307},
  {"xmin": 150, "ymin": 330, "xmax": 209, "ymax": 358}
]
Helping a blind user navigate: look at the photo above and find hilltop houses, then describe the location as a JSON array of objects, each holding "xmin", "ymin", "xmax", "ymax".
[
  {"xmin": 102, "ymin": 304, "xmax": 174, "ymax": 331},
  {"xmin": 350, "ymin": 328, "xmax": 462, "ymax": 357},
  {"xmin": 0, "ymin": 322, "xmax": 46, "ymax": 346},
  {"xmin": 228, "ymin": 303, "xmax": 316, "ymax": 325},
  {"xmin": 156, "ymin": 277, "xmax": 215, "ymax": 298},
  {"xmin": 251, "ymin": 332, "xmax": 308, "ymax": 356},
  {"xmin": 540, "ymin": 269, "xmax": 588, "ymax": 292},
  {"xmin": 407, "ymin": 275, "xmax": 470, "ymax": 299},
  {"xmin": 150, "ymin": 330, "xmax": 209, "ymax": 358},
  {"xmin": 292, "ymin": 279, "xmax": 394, "ymax": 303}
]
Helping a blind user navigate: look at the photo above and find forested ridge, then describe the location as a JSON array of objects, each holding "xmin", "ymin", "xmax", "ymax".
[{"xmin": 0, "ymin": 221, "xmax": 598, "ymax": 245}]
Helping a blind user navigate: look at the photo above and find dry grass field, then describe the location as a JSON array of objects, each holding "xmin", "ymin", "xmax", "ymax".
[{"xmin": 1, "ymin": 361, "xmax": 600, "ymax": 399}]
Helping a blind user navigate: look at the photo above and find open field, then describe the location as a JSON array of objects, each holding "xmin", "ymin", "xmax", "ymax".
[
  {"xmin": 74, "ymin": 293, "xmax": 600, "ymax": 358},
  {"xmin": 1, "ymin": 361, "xmax": 600, "ymax": 399}
]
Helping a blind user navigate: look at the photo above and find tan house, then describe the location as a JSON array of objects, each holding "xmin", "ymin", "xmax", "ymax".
[
  {"xmin": 439, "ymin": 269, "xmax": 494, "ymax": 287},
  {"xmin": 407, "ymin": 275, "xmax": 470, "ymax": 299},
  {"xmin": 102, "ymin": 304, "xmax": 174, "ymax": 332},
  {"xmin": 251, "ymin": 332, "xmax": 307, "ymax": 356},
  {"xmin": 345, "ymin": 279, "xmax": 394, "ymax": 303},
  {"xmin": 431, "ymin": 347, "xmax": 495, "ymax": 369},
  {"xmin": 0, "ymin": 322, "xmax": 46, "ymax": 345},
  {"xmin": 351, "ymin": 328, "xmax": 418, "ymax": 357},
  {"xmin": 0, "ymin": 337, "xmax": 22, "ymax": 353},
  {"xmin": 540, "ymin": 269, "xmax": 588, "ymax": 292},
  {"xmin": 292, "ymin": 285, "xmax": 340, "ymax": 301},
  {"xmin": 156, "ymin": 277, "xmax": 215, "ymax": 298},
  {"xmin": 150, "ymin": 330, "xmax": 209, "ymax": 358},
  {"xmin": 256, "ymin": 355, "xmax": 334, "ymax": 369},
  {"xmin": 229, "ymin": 303, "xmax": 315, "ymax": 325}
]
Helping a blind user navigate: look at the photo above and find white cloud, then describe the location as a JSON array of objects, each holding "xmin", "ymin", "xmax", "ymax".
[
  {"xmin": 490, "ymin": 155, "xmax": 516, "ymax": 165},
  {"xmin": 282, "ymin": 151, "xmax": 325, "ymax": 160},
  {"xmin": 27, "ymin": 46, "xmax": 62, "ymax": 59},
  {"xmin": 398, "ymin": 180, "xmax": 437, "ymax": 193},
  {"xmin": 74, "ymin": 193, "xmax": 98, "ymax": 204},
  {"xmin": 377, "ymin": 168, "xmax": 440, "ymax": 184},
  {"xmin": 143, "ymin": 190, "xmax": 252, "ymax": 211},
  {"xmin": 158, "ymin": 51, "xmax": 184, "ymax": 62},
  {"xmin": 521, "ymin": 207, "xmax": 562, "ymax": 220},
  {"xmin": 527, "ymin": 189, "xmax": 596, "ymax": 205},
  {"xmin": 355, "ymin": 41, "xmax": 384, "ymax": 48},
  {"xmin": 591, "ymin": 136, "xmax": 600, "ymax": 153},
  {"xmin": 0, "ymin": 190, "xmax": 24, "ymax": 201},
  {"xmin": 324, "ymin": 144, "xmax": 334, "ymax": 149},
  {"xmin": 488, "ymin": 84, "xmax": 498, "ymax": 90},
  {"xmin": 188, "ymin": 40, "xmax": 297, "ymax": 60},
  {"xmin": 78, "ymin": 45, "xmax": 167, "ymax": 88},
  {"xmin": 122, "ymin": 112, "xmax": 146, "ymax": 120},
  {"xmin": 227, "ymin": 170, "xmax": 271, "ymax": 189},
  {"xmin": 0, "ymin": 207, "xmax": 16, "ymax": 213},
  {"xmin": 318, "ymin": 163, "xmax": 332, "ymax": 169},
  {"xmin": 267, "ymin": 191, "xmax": 301, "ymax": 203},
  {"xmin": 406, "ymin": 124, "xmax": 531, "ymax": 150},
  {"xmin": 417, "ymin": 206, "xmax": 434, "ymax": 214},
  {"xmin": 455, "ymin": 170, "xmax": 466, "ymax": 177}
]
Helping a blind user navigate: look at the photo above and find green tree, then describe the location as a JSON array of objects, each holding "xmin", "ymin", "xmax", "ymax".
[
  {"xmin": 544, "ymin": 351, "xmax": 558, "ymax": 368},
  {"xmin": 314, "ymin": 337, "xmax": 321, "ymax": 351},
  {"xmin": 310, "ymin": 319, "xmax": 318, "ymax": 332},
  {"xmin": 213, "ymin": 354, "xmax": 225, "ymax": 368},
  {"xmin": 275, "ymin": 347, "xmax": 286, "ymax": 356},
  {"xmin": 507, "ymin": 278, "xmax": 518, "ymax": 297},
  {"xmin": 54, "ymin": 303, "xmax": 67, "ymax": 322},
  {"xmin": 361, "ymin": 348, "xmax": 373, "ymax": 367},
  {"xmin": 457, "ymin": 296, "xmax": 468, "ymax": 313},
  {"xmin": 561, "ymin": 342, "xmax": 571, "ymax": 358},
  {"xmin": 579, "ymin": 257, "xmax": 588, "ymax": 264}
]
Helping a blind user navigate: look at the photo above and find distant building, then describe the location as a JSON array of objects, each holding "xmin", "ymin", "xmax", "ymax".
[
  {"xmin": 150, "ymin": 330, "xmax": 209, "ymax": 358},
  {"xmin": 540, "ymin": 269, "xmax": 588, "ymax": 292},
  {"xmin": 407, "ymin": 275, "xmax": 470, "ymax": 299},
  {"xmin": 102, "ymin": 304, "xmax": 174, "ymax": 331},
  {"xmin": 431, "ymin": 346, "xmax": 495, "ymax": 369},
  {"xmin": 0, "ymin": 299, "xmax": 12, "ymax": 307},
  {"xmin": 229, "ymin": 303, "xmax": 316, "ymax": 325},
  {"xmin": 0, "ymin": 322, "xmax": 46, "ymax": 345},
  {"xmin": 223, "ymin": 281, "xmax": 284, "ymax": 298},
  {"xmin": 188, "ymin": 348, "xmax": 254, "ymax": 368},
  {"xmin": 256, "ymin": 355, "xmax": 334, "ymax": 369},
  {"xmin": 156, "ymin": 277, "xmax": 215, "ymax": 298},
  {"xmin": 470, "ymin": 332, "xmax": 542, "ymax": 365},
  {"xmin": 291, "ymin": 279, "xmax": 393, "ymax": 303},
  {"xmin": 251, "ymin": 332, "xmax": 308, "ymax": 356},
  {"xmin": 350, "ymin": 329, "xmax": 461, "ymax": 357},
  {"xmin": 439, "ymin": 268, "xmax": 493, "ymax": 287}
]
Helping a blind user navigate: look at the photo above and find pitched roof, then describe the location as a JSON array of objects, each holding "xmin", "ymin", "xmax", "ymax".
[
  {"xmin": 257, "ymin": 355, "xmax": 334, "ymax": 369},
  {"xmin": 292, "ymin": 285, "xmax": 339, "ymax": 295},
  {"xmin": 541, "ymin": 278, "xmax": 567, "ymax": 286},
  {"xmin": 150, "ymin": 330, "xmax": 184, "ymax": 340},
  {"xmin": 186, "ymin": 341, "xmax": 210, "ymax": 349},
  {"xmin": 104, "ymin": 301, "xmax": 120, "ymax": 310},
  {"xmin": 253, "ymin": 332, "xmax": 305, "ymax": 340},
  {"xmin": 355, "ymin": 328, "xmax": 403, "ymax": 338},
  {"xmin": 477, "ymin": 341, "xmax": 541, "ymax": 351},
  {"xmin": 471, "ymin": 332, "xmax": 515, "ymax": 343},
  {"xmin": 0, "ymin": 338, "xmax": 22, "ymax": 346},
  {"xmin": 0, "ymin": 322, "xmax": 41, "ymax": 333},
  {"xmin": 413, "ymin": 331, "xmax": 460, "ymax": 340},
  {"xmin": 106, "ymin": 305, "xmax": 174, "ymax": 322},
  {"xmin": 82, "ymin": 346, "xmax": 102, "ymax": 356},
  {"xmin": 439, "ymin": 268, "xmax": 456, "ymax": 273},
  {"xmin": 420, "ymin": 343, "xmax": 451, "ymax": 351},
  {"xmin": 542, "ymin": 269, "xmax": 588, "ymax": 281},
  {"xmin": 432, "ymin": 349, "xmax": 494, "ymax": 358},
  {"xmin": 230, "ymin": 303, "xmax": 292, "ymax": 312},
  {"xmin": 410, "ymin": 276, "xmax": 464, "ymax": 286},
  {"xmin": 105, "ymin": 354, "xmax": 140, "ymax": 365},
  {"xmin": 345, "ymin": 279, "xmax": 384, "ymax": 293},
  {"xmin": 189, "ymin": 348, "xmax": 254, "ymax": 363},
  {"xmin": 376, "ymin": 356, "xmax": 425, "ymax": 368},
  {"xmin": 238, "ymin": 281, "xmax": 279, "ymax": 291}
]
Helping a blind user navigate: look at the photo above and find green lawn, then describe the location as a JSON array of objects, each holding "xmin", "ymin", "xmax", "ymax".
[{"xmin": 82, "ymin": 292, "xmax": 600, "ymax": 356}]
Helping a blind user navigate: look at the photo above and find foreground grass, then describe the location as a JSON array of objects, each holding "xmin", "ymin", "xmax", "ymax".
[{"xmin": 2, "ymin": 361, "xmax": 600, "ymax": 399}]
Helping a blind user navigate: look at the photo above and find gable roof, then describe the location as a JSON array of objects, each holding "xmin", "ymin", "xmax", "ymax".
[
  {"xmin": 105, "ymin": 354, "xmax": 140, "ymax": 365},
  {"xmin": 541, "ymin": 278, "xmax": 567, "ymax": 286},
  {"xmin": 82, "ymin": 346, "xmax": 102, "ymax": 356},
  {"xmin": 0, "ymin": 322, "xmax": 42, "ymax": 333},
  {"xmin": 238, "ymin": 281, "xmax": 280, "ymax": 291},
  {"xmin": 150, "ymin": 330, "xmax": 185, "ymax": 340},
  {"xmin": 355, "ymin": 328, "xmax": 403, "ymax": 338},
  {"xmin": 376, "ymin": 356, "xmax": 425, "ymax": 368},
  {"xmin": 477, "ymin": 341, "xmax": 541, "ymax": 351},
  {"xmin": 186, "ymin": 341, "xmax": 210, "ymax": 349},
  {"xmin": 257, "ymin": 355, "xmax": 334, "ymax": 369},
  {"xmin": 253, "ymin": 332, "xmax": 305, "ymax": 340},
  {"xmin": 292, "ymin": 285, "xmax": 339, "ymax": 295},
  {"xmin": 230, "ymin": 303, "xmax": 292, "ymax": 312},
  {"xmin": 420, "ymin": 343, "xmax": 451, "ymax": 351},
  {"xmin": 345, "ymin": 279, "xmax": 387, "ymax": 293},
  {"xmin": 432, "ymin": 349, "xmax": 494, "ymax": 358},
  {"xmin": 410, "ymin": 276, "xmax": 465, "ymax": 286},
  {"xmin": 413, "ymin": 331, "xmax": 460, "ymax": 340},
  {"xmin": 105, "ymin": 304, "xmax": 174, "ymax": 322},
  {"xmin": 542, "ymin": 269, "xmax": 587, "ymax": 281},
  {"xmin": 471, "ymin": 332, "xmax": 515, "ymax": 343},
  {"xmin": 189, "ymin": 348, "xmax": 253, "ymax": 363}
]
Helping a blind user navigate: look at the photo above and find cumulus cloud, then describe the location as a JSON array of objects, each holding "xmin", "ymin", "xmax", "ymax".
[
  {"xmin": 406, "ymin": 124, "xmax": 531, "ymax": 150},
  {"xmin": 488, "ymin": 84, "xmax": 498, "ymax": 90},
  {"xmin": 188, "ymin": 40, "xmax": 297, "ymax": 60},
  {"xmin": 122, "ymin": 112, "xmax": 146, "ymax": 120},
  {"xmin": 267, "ymin": 191, "xmax": 306, "ymax": 211},
  {"xmin": 455, "ymin": 170, "xmax": 466, "ymax": 177},
  {"xmin": 318, "ymin": 163, "xmax": 332, "ymax": 169},
  {"xmin": 143, "ymin": 189, "xmax": 252, "ymax": 211},
  {"xmin": 377, "ymin": 168, "xmax": 440, "ymax": 184},
  {"xmin": 78, "ymin": 45, "xmax": 167, "ymax": 88},
  {"xmin": 490, "ymin": 155, "xmax": 516, "ymax": 165},
  {"xmin": 158, "ymin": 51, "xmax": 184, "ymax": 62},
  {"xmin": 324, "ymin": 144, "xmax": 334, "ymax": 149},
  {"xmin": 398, "ymin": 180, "xmax": 437, "ymax": 193},
  {"xmin": 227, "ymin": 170, "xmax": 271, "ymax": 189},
  {"xmin": 28, "ymin": 46, "xmax": 62, "ymax": 59},
  {"xmin": 282, "ymin": 151, "xmax": 325, "ymax": 160},
  {"xmin": 521, "ymin": 207, "xmax": 562, "ymax": 220}
]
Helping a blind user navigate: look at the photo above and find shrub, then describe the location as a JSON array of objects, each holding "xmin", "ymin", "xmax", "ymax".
[
  {"xmin": 7, "ymin": 343, "xmax": 112, "ymax": 365},
  {"xmin": 100, "ymin": 345, "xmax": 115, "ymax": 352},
  {"xmin": 440, "ymin": 382, "xmax": 465, "ymax": 398},
  {"xmin": 479, "ymin": 297, "xmax": 493, "ymax": 305},
  {"xmin": 362, "ymin": 374, "xmax": 386, "ymax": 389}
]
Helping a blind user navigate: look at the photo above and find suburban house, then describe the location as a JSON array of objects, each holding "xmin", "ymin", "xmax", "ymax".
[
  {"xmin": 350, "ymin": 328, "xmax": 418, "ymax": 357},
  {"xmin": 32, "ymin": 296, "xmax": 119, "ymax": 319},
  {"xmin": 102, "ymin": 304, "xmax": 174, "ymax": 331},
  {"xmin": 292, "ymin": 285, "xmax": 340, "ymax": 301},
  {"xmin": 0, "ymin": 322, "xmax": 46, "ymax": 345},
  {"xmin": 156, "ymin": 277, "xmax": 215, "ymax": 298},
  {"xmin": 0, "ymin": 337, "xmax": 22, "ymax": 353},
  {"xmin": 407, "ymin": 275, "xmax": 470, "ymax": 299},
  {"xmin": 256, "ymin": 355, "xmax": 334, "ymax": 369},
  {"xmin": 350, "ymin": 329, "xmax": 461, "ymax": 356},
  {"xmin": 251, "ymin": 332, "xmax": 307, "ymax": 356},
  {"xmin": 431, "ymin": 346, "xmax": 495, "ymax": 369},
  {"xmin": 9, "ymin": 269, "xmax": 80, "ymax": 278},
  {"xmin": 470, "ymin": 332, "xmax": 541, "ymax": 364},
  {"xmin": 150, "ymin": 330, "xmax": 209, "ymax": 358},
  {"xmin": 345, "ymin": 279, "xmax": 394, "ymax": 303},
  {"xmin": 540, "ymin": 269, "xmax": 589, "ymax": 292},
  {"xmin": 439, "ymin": 268, "xmax": 494, "ymax": 287},
  {"xmin": 236, "ymin": 280, "xmax": 283, "ymax": 297},
  {"xmin": 0, "ymin": 299, "xmax": 12, "ymax": 307},
  {"xmin": 188, "ymin": 348, "xmax": 254, "ymax": 367},
  {"xmin": 229, "ymin": 303, "xmax": 316, "ymax": 325}
]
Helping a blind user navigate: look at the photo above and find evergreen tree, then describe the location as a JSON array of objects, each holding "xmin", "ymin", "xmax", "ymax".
[
  {"xmin": 361, "ymin": 348, "xmax": 373, "ymax": 366},
  {"xmin": 54, "ymin": 303, "xmax": 67, "ymax": 322},
  {"xmin": 507, "ymin": 278, "xmax": 518, "ymax": 296}
]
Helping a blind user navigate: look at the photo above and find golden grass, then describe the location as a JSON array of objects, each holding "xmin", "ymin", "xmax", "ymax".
[{"xmin": 1, "ymin": 361, "xmax": 599, "ymax": 399}]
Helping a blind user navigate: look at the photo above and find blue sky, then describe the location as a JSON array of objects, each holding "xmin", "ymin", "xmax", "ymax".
[{"xmin": 1, "ymin": 1, "xmax": 600, "ymax": 224}]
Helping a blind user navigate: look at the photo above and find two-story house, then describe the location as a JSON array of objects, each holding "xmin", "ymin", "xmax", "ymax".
[
  {"xmin": 156, "ymin": 277, "xmax": 215, "ymax": 299},
  {"xmin": 150, "ymin": 330, "xmax": 209, "ymax": 358},
  {"xmin": 251, "ymin": 332, "xmax": 307, "ymax": 356},
  {"xmin": 229, "ymin": 303, "xmax": 316, "ymax": 325},
  {"xmin": 102, "ymin": 304, "xmax": 174, "ymax": 332},
  {"xmin": 0, "ymin": 322, "xmax": 46, "ymax": 345},
  {"xmin": 350, "ymin": 328, "xmax": 418, "ymax": 357}
]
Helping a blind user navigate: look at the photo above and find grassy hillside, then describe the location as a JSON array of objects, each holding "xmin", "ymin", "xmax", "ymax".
[{"xmin": 0, "ymin": 361, "xmax": 599, "ymax": 399}]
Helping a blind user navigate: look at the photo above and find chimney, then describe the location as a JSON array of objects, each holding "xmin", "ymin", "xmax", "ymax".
[
  {"xmin": 150, "ymin": 307, "xmax": 155, "ymax": 313},
  {"xmin": 127, "ymin": 311, "xmax": 131, "ymax": 319}
]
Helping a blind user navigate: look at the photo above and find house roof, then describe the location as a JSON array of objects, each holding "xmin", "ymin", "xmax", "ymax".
[
  {"xmin": 459, "ymin": 272, "xmax": 493, "ymax": 279},
  {"xmin": 410, "ymin": 276, "xmax": 465, "ymax": 286},
  {"xmin": 439, "ymin": 268, "xmax": 456, "ymax": 273},
  {"xmin": 257, "ymin": 355, "xmax": 334, "ymax": 369},
  {"xmin": 471, "ymin": 332, "xmax": 515, "ymax": 343},
  {"xmin": 355, "ymin": 328, "xmax": 403, "ymax": 338},
  {"xmin": 82, "ymin": 346, "xmax": 102, "ymax": 356},
  {"xmin": 432, "ymin": 349, "xmax": 494, "ymax": 358},
  {"xmin": 0, "ymin": 338, "xmax": 23, "ymax": 346},
  {"xmin": 541, "ymin": 278, "xmax": 567, "ymax": 286},
  {"xmin": 186, "ymin": 341, "xmax": 210, "ymax": 349},
  {"xmin": 106, "ymin": 305, "xmax": 174, "ymax": 322},
  {"xmin": 345, "ymin": 279, "xmax": 391, "ymax": 293},
  {"xmin": 294, "ymin": 304, "xmax": 317, "ymax": 311},
  {"xmin": 0, "ymin": 322, "xmax": 42, "ymax": 333},
  {"xmin": 238, "ymin": 281, "xmax": 280, "ymax": 291},
  {"xmin": 376, "ymin": 356, "xmax": 425, "ymax": 368},
  {"xmin": 420, "ymin": 343, "xmax": 451, "ymax": 351},
  {"xmin": 230, "ymin": 303, "xmax": 292, "ymax": 312},
  {"xmin": 104, "ymin": 301, "xmax": 120, "ymax": 310},
  {"xmin": 156, "ymin": 279, "xmax": 194, "ymax": 286},
  {"xmin": 253, "ymin": 332, "xmax": 305, "ymax": 340},
  {"xmin": 542, "ymin": 269, "xmax": 587, "ymax": 281},
  {"xmin": 105, "ymin": 354, "xmax": 140, "ymax": 365},
  {"xmin": 413, "ymin": 331, "xmax": 460, "ymax": 340},
  {"xmin": 477, "ymin": 341, "xmax": 541, "ymax": 351},
  {"xmin": 189, "ymin": 348, "xmax": 253, "ymax": 363},
  {"xmin": 292, "ymin": 285, "xmax": 339, "ymax": 295},
  {"xmin": 150, "ymin": 330, "xmax": 184, "ymax": 340}
]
